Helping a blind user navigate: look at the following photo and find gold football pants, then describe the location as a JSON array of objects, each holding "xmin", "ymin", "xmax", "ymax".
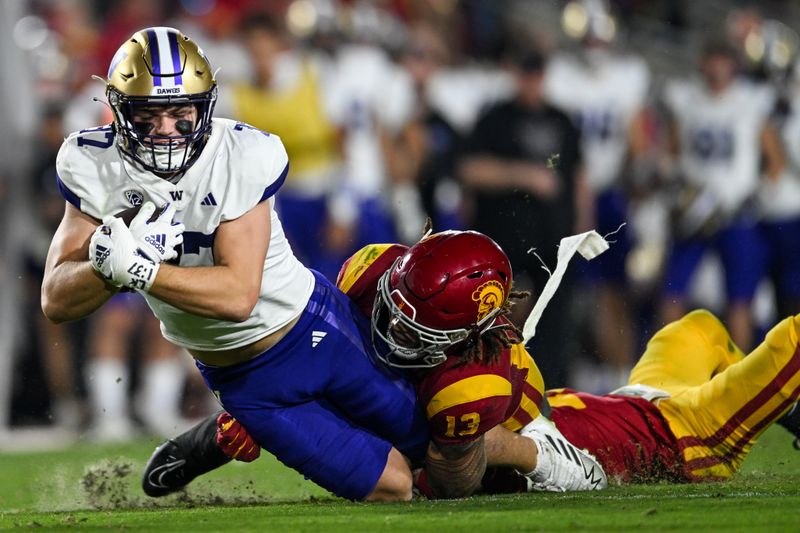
[{"xmin": 629, "ymin": 309, "xmax": 800, "ymax": 480}]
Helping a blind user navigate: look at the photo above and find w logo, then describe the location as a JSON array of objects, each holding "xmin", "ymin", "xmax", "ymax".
[
  {"xmin": 311, "ymin": 331, "xmax": 327, "ymax": 348},
  {"xmin": 169, "ymin": 191, "xmax": 183, "ymax": 201}
]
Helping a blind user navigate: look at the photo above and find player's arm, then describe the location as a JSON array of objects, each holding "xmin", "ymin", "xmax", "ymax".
[
  {"xmin": 483, "ymin": 425, "xmax": 537, "ymax": 472},
  {"xmin": 41, "ymin": 202, "xmax": 118, "ymax": 323},
  {"xmin": 460, "ymin": 157, "xmax": 559, "ymax": 199},
  {"xmin": 147, "ymin": 200, "xmax": 270, "ymax": 322},
  {"xmin": 627, "ymin": 107, "xmax": 651, "ymax": 161},
  {"xmin": 419, "ymin": 437, "xmax": 487, "ymax": 499},
  {"xmin": 761, "ymin": 123, "xmax": 785, "ymax": 182}
]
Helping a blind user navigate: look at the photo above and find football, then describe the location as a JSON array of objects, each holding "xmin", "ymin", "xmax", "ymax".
[{"xmin": 115, "ymin": 203, "xmax": 167, "ymax": 226}]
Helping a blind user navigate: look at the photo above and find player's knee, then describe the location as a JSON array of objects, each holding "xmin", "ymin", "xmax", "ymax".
[
  {"xmin": 684, "ymin": 309, "xmax": 727, "ymax": 336},
  {"xmin": 683, "ymin": 309, "xmax": 718, "ymax": 325},
  {"xmin": 363, "ymin": 449, "xmax": 413, "ymax": 502}
]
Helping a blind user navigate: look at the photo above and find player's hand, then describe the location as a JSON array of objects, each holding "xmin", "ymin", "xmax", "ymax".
[
  {"xmin": 129, "ymin": 202, "xmax": 185, "ymax": 263},
  {"xmin": 89, "ymin": 217, "xmax": 160, "ymax": 292},
  {"xmin": 216, "ymin": 412, "xmax": 260, "ymax": 462},
  {"xmin": 513, "ymin": 164, "xmax": 559, "ymax": 199}
]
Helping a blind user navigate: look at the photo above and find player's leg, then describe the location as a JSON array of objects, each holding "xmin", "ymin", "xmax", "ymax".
[
  {"xmin": 659, "ymin": 239, "xmax": 706, "ymax": 325},
  {"xmin": 628, "ymin": 309, "xmax": 745, "ymax": 396},
  {"xmin": 762, "ymin": 216, "xmax": 800, "ymax": 318},
  {"xmin": 492, "ymin": 349, "xmax": 607, "ymax": 492},
  {"xmin": 759, "ymin": 218, "xmax": 800, "ymax": 446},
  {"xmin": 142, "ymin": 411, "xmax": 229, "ymax": 497},
  {"xmin": 204, "ymin": 387, "xmax": 411, "ymax": 501},
  {"xmin": 310, "ymin": 273, "xmax": 430, "ymax": 462},
  {"xmin": 192, "ymin": 273, "xmax": 425, "ymax": 500},
  {"xmin": 138, "ymin": 313, "xmax": 188, "ymax": 437},
  {"xmin": 590, "ymin": 189, "xmax": 636, "ymax": 388},
  {"xmin": 365, "ymin": 447, "xmax": 414, "ymax": 501},
  {"xmin": 85, "ymin": 293, "xmax": 139, "ymax": 441},
  {"xmin": 717, "ymin": 220, "xmax": 768, "ymax": 351},
  {"xmin": 142, "ymin": 407, "xmax": 414, "ymax": 501},
  {"xmin": 657, "ymin": 314, "xmax": 800, "ymax": 480}
]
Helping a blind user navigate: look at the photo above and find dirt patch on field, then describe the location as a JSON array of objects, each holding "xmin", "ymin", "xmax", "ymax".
[{"xmin": 79, "ymin": 459, "xmax": 271, "ymax": 510}]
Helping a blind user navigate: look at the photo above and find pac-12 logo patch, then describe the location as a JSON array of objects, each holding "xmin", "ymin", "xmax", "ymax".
[
  {"xmin": 472, "ymin": 280, "xmax": 505, "ymax": 321},
  {"xmin": 124, "ymin": 190, "xmax": 143, "ymax": 207}
]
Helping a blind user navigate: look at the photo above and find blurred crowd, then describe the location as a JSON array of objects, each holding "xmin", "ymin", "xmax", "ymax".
[{"xmin": 3, "ymin": 0, "xmax": 800, "ymax": 442}]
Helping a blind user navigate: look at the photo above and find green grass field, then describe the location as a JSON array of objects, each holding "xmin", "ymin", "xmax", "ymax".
[{"xmin": 1, "ymin": 426, "xmax": 799, "ymax": 532}]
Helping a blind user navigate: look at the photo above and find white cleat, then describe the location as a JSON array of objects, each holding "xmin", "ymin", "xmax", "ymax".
[{"xmin": 519, "ymin": 416, "xmax": 607, "ymax": 492}]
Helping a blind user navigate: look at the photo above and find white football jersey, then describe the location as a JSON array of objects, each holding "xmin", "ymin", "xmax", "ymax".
[
  {"xmin": 758, "ymin": 94, "xmax": 800, "ymax": 220},
  {"xmin": 56, "ymin": 117, "xmax": 314, "ymax": 351},
  {"xmin": 325, "ymin": 44, "xmax": 415, "ymax": 197},
  {"xmin": 425, "ymin": 66, "xmax": 514, "ymax": 134},
  {"xmin": 663, "ymin": 79, "xmax": 774, "ymax": 213},
  {"xmin": 544, "ymin": 51, "xmax": 650, "ymax": 192}
]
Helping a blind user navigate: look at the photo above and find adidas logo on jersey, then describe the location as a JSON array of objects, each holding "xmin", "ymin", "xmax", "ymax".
[
  {"xmin": 200, "ymin": 192, "xmax": 217, "ymax": 206},
  {"xmin": 311, "ymin": 331, "xmax": 327, "ymax": 348}
]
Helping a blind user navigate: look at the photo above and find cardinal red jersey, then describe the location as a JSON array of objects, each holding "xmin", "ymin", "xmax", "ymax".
[
  {"xmin": 337, "ymin": 243, "xmax": 546, "ymax": 446},
  {"xmin": 547, "ymin": 389, "xmax": 685, "ymax": 483},
  {"xmin": 417, "ymin": 339, "xmax": 544, "ymax": 446}
]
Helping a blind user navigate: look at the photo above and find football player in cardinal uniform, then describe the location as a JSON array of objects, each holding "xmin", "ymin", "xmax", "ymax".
[
  {"xmin": 144, "ymin": 232, "xmax": 800, "ymax": 495},
  {"xmin": 143, "ymin": 231, "xmax": 609, "ymax": 499}
]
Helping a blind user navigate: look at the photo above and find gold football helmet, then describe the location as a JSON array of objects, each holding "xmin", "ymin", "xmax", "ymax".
[{"xmin": 105, "ymin": 27, "xmax": 217, "ymax": 175}]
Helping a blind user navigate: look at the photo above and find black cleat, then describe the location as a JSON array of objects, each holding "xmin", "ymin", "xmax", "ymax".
[{"xmin": 142, "ymin": 411, "xmax": 232, "ymax": 497}]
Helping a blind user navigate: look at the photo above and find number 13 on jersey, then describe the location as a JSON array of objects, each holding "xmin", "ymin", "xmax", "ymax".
[{"xmin": 445, "ymin": 412, "xmax": 481, "ymax": 437}]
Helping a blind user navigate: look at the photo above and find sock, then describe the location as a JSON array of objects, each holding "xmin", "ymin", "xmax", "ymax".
[
  {"xmin": 140, "ymin": 357, "xmax": 186, "ymax": 433},
  {"xmin": 87, "ymin": 358, "xmax": 129, "ymax": 423}
]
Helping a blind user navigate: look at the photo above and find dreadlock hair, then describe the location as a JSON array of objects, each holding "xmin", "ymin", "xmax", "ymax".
[{"xmin": 454, "ymin": 286, "xmax": 530, "ymax": 367}]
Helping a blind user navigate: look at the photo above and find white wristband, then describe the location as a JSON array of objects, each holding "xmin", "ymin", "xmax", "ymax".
[{"xmin": 119, "ymin": 256, "xmax": 161, "ymax": 292}]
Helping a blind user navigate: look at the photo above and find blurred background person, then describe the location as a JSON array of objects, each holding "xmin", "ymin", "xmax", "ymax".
[
  {"xmin": 169, "ymin": 0, "xmax": 250, "ymax": 86},
  {"xmin": 750, "ymin": 20, "xmax": 800, "ymax": 326},
  {"xmin": 459, "ymin": 49, "xmax": 589, "ymax": 387},
  {"xmin": 217, "ymin": 12, "xmax": 343, "ymax": 280},
  {"xmin": 324, "ymin": 1, "xmax": 425, "ymax": 255},
  {"xmin": 543, "ymin": 0, "xmax": 652, "ymax": 392},
  {"xmin": 400, "ymin": 22, "xmax": 464, "ymax": 231},
  {"xmin": 400, "ymin": 21, "xmax": 514, "ymax": 232},
  {"xmin": 18, "ymin": 104, "xmax": 84, "ymax": 433},
  {"xmin": 85, "ymin": 295, "xmax": 191, "ymax": 442},
  {"xmin": 659, "ymin": 39, "xmax": 784, "ymax": 352},
  {"xmin": 760, "ymin": 90, "xmax": 800, "ymax": 324}
]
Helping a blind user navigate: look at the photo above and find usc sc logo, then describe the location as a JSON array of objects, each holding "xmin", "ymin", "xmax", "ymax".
[{"xmin": 471, "ymin": 280, "xmax": 505, "ymax": 321}]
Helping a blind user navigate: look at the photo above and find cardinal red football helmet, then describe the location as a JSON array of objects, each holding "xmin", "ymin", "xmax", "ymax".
[{"xmin": 372, "ymin": 230, "xmax": 512, "ymax": 368}]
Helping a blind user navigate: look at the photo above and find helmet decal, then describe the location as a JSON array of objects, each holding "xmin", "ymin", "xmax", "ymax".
[
  {"xmin": 390, "ymin": 289, "xmax": 417, "ymax": 319},
  {"xmin": 145, "ymin": 27, "xmax": 184, "ymax": 90},
  {"xmin": 472, "ymin": 280, "xmax": 505, "ymax": 322},
  {"xmin": 107, "ymin": 48, "xmax": 128, "ymax": 79}
]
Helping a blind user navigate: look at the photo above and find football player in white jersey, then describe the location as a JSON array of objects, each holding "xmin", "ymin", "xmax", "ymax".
[
  {"xmin": 324, "ymin": 33, "xmax": 422, "ymax": 248},
  {"xmin": 660, "ymin": 40, "xmax": 784, "ymax": 350},
  {"xmin": 543, "ymin": 0, "xmax": 651, "ymax": 388},
  {"xmin": 758, "ymin": 77, "xmax": 800, "ymax": 319},
  {"xmin": 40, "ymin": 27, "xmax": 430, "ymax": 501}
]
